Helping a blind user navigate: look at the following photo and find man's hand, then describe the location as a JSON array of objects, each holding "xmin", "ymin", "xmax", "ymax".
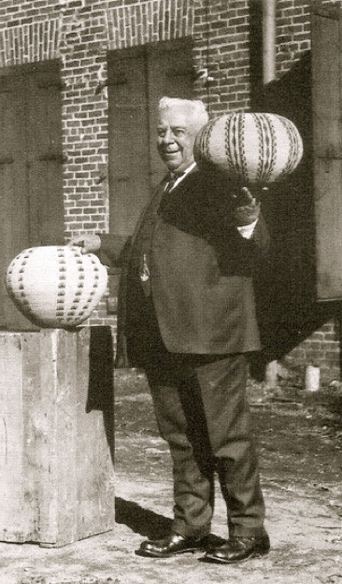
[
  {"xmin": 233, "ymin": 186, "xmax": 263, "ymax": 226},
  {"xmin": 68, "ymin": 233, "xmax": 102, "ymax": 254}
]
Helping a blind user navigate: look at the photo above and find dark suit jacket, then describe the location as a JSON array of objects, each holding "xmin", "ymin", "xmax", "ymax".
[{"xmin": 100, "ymin": 167, "xmax": 270, "ymax": 363}]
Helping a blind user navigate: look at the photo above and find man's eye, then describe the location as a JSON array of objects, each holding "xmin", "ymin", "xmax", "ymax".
[
  {"xmin": 158, "ymin": 130, "xmax": 166, "ymax": 137},
  {"xmin": 174, "ymin": 129, "xmax": 185, "ymax": 137}
]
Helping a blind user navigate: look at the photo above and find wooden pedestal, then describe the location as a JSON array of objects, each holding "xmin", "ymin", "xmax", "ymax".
[{"xmin": 0, "ymin": 327, "xmax": 114, "ymax": 547}]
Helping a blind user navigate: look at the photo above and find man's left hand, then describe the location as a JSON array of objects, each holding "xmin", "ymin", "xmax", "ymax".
[{"xmin": 233, "ymin": 186, "xmax": 262, "ymax": 226}]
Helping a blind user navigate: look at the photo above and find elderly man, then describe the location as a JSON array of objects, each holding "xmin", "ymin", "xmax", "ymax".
[{"xmin": 70, "ymin": 96, "xmax": 271, "ymax": 564}]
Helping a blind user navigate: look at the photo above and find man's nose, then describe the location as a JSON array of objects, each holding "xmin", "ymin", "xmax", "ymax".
[{"xmin": 161, "ymin": 129, "xmax": 174, "ymax": 143}]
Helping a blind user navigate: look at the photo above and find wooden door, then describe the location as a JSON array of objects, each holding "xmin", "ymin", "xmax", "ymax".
[
  {"xmin": 108, "ymin": 39, "xmax": 194, "ymax": 238},
  {"xmin": 0, "ymin": 61, "xmax": 64, "ymax": 330},
  {"xmin": 312, "ymin": 2, "xmax": 342, "ymax": 300}
]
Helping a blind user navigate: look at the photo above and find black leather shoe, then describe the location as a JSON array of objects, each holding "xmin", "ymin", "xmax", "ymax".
[
  {"xmin": 203, "ymin": 532, "xmax": 270, "ymax": 564},
  {"xmin": 137, "ymin": 532, "xmax": 205, "ymax": 558}
]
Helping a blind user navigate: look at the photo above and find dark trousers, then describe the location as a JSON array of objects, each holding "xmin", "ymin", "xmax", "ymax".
[{"xmin": 127, "ymin": 328, "xmax": 266, "ymax": 540}]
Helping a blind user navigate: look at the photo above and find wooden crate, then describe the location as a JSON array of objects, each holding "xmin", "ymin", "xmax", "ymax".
[{"xmin": 0, "ymin": 327, "xmax": 115, "ymax": 547}]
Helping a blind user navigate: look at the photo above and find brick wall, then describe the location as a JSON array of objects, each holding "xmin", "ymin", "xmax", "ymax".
[
  {"xmin": 193, "ymin": 0, "xmax": 251, "ymax": 112},
  {"xmin": 60, "ymin": 1, "xmax": 113, "ymax": 326},
  {"xmin": 276, "ymin": 1, "xmax": 311, "ymax": 74},
  {"xmin": 0, "ymin": 0, "xmax": 341, "ymax": 382},
  {"xmin": 283, "ymin": 321, "xmax": 341, "ymax": 385}
]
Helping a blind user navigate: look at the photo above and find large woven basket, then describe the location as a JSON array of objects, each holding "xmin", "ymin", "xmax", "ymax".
[
  {"xmin": 194, "ymin": 112, "xmax": 303, "ymax": 186},
  {"xmin": 5, "ymin": 246, "xmax": 108, "ymax": 328}
]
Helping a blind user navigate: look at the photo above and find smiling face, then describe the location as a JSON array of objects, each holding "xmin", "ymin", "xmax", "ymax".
[{"xmin": 157, "ymin": 104, "xmax": 202, "ymax": 175}]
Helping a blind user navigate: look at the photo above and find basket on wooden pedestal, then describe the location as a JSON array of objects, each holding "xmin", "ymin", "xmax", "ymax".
[{"xmin": 5, "ymin": 246, "xmax": 108, "ymax": 328}]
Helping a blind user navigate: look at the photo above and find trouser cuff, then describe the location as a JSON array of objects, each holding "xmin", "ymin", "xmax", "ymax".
[
  {"xmin": 172, "ymin": 521, "xmax": 211, "ymax": 540},
  {"xmin": 229, "ymin": 524, "xmax": 268, "ymax": 538}
]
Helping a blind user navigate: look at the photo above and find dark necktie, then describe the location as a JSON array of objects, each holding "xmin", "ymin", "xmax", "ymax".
[{"xmin": 164, "ymin": 174, "xmax": 177, "ymax": 194}]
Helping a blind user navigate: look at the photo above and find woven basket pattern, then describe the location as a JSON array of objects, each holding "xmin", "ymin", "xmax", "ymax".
[
  {"xmin": 5, "ymin": 246, "xmax": 108, "ymax": 328},
  {"xmin": 194, "ymin": 112, "xmax": 303, "ymax": 186}
]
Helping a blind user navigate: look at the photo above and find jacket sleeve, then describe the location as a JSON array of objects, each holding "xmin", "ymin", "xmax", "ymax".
[
  {"xmin": 208, "ymin": 206, "xmax": 270, "ymax": 278},
  {"xmin": 98, "ymin": 234, "xmax": 132, "ymax": 267},
  {"xmin": 250, "ymin": 212, "xmax": 271, "ymax": 260}
]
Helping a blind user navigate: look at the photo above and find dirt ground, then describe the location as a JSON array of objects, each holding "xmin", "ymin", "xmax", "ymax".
[{"xmin": 2, "ymin": 369, "xmax": 342, "ymax": 584}]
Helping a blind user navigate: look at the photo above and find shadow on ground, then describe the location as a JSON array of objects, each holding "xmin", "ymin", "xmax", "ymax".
[{"xmin": 115, "ymin": 497, "xmax": 172, "ymax": 539}]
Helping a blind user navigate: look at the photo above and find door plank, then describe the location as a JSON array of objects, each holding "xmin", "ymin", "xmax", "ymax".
[
  {"xmin": 0, "ymin": 62, "xmax": 63, "ymax": 330},
  {"xmin": 312, "ymin": 5, "xmax": 342, "ymax": 299}
]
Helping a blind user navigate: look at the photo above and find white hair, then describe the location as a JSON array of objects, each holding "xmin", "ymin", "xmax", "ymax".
[{"xmin": 158, "ymin": 96, "xmax": 209, "ymax": 130}]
